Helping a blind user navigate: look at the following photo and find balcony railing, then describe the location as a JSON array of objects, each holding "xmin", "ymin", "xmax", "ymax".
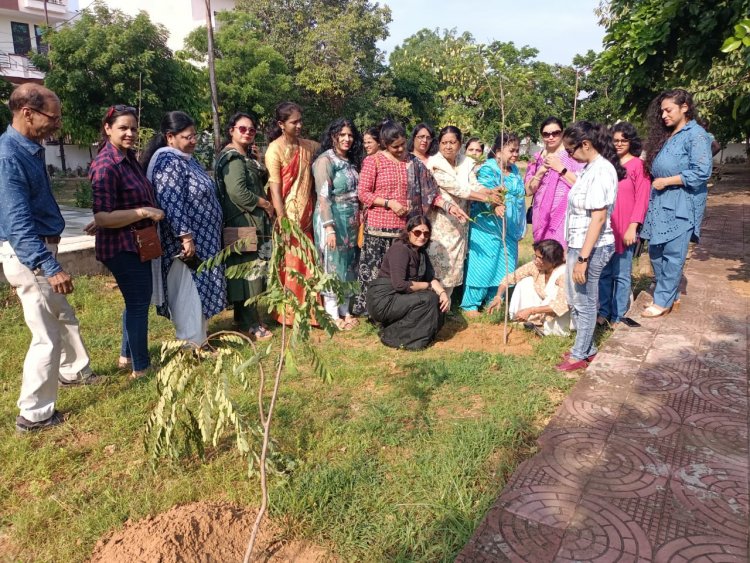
[{"xmin": 0, "ymin": 51, "xmax": 44, "ymax": 79}]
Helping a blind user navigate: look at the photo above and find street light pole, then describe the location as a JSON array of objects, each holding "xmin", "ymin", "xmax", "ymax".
[{"xmin": 205, "ymin": 0, "xmax": 222, "ymax": 157}]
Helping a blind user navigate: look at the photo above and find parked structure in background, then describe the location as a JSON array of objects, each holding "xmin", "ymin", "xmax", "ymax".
[{"xmin": 0, "ymin": 0, "xmax": 78, "ymax": 84}]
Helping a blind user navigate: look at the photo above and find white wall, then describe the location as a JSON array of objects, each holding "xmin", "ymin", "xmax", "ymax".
[
  {"xmin": 715, "ymin": 142, "xmax": 748, "ymax": 163},
  {"xmin": 44, "ymin": 143, "xmax": 94, "ymax": 172}
]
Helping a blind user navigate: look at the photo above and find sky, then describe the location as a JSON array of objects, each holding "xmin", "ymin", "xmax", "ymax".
[
  {"xmin": 91, "ymin": 0, "xmax": 605, "ymax": 65},
  {"xmin": 378, "ymin": 0, "xmax": 606, "ymax": 66}
]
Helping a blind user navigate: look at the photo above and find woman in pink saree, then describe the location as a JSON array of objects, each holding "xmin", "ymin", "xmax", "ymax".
[{"xmin": 524, "ymin": 116, "xmax": 583, "ymax": 247}]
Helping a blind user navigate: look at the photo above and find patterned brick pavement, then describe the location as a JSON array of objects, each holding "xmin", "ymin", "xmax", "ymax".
[{"xmin": 457, "ymin": 165, "xmax": 749, "ymax": 562}]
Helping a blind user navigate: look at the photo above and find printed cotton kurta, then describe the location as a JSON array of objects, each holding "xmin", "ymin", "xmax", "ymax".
[
  {"xmin": 312, "ymin": 149, "xmax": 360, "ymax": 287},
  {"xmin": 426, "ymin": 152, "xmax": 475, "ymax": 288},
  {"xmin": 148, "ymin": 147, "xmax": 226, "ymax": 320},
  {"xmin": 465, "ymin": 160, "xmax": 526, "ymax": 287}
]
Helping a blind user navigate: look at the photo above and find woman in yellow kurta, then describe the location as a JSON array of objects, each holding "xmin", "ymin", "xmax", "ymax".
[{"xmin": 265, "ymin": 101, "xmax": 320, "ymax": 325}]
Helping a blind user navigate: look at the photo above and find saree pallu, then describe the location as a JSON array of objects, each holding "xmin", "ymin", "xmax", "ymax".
[{"xmin": 268, "ymin": 138, "xmax": 320, "ymax": 326}]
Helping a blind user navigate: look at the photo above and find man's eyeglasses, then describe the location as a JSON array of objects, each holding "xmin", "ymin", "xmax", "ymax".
[
  {"xmin": 105, "ymin": 105, "xmax": 137, "ymax": 120},
  {"xmin": 541, "ymin": 130, "xmax": 562, "ymax": 139},
  {"xmin": 25, "ymin": 107, "xmax": 61, "ymax": 123},
  {"xmin": 411, "ymin": 229, "xmax": 430, "ymax": 238},
  {"xmin": 235, "ymin": 125, "xmax": 257, "ymax": 135}
]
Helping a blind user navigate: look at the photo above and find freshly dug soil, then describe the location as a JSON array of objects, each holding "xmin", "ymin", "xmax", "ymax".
[
  {"xmin": 433, "ymin": 317, "xmax": 534, "ymax": 355},
  {"xmin": 89, "ymin": 501, "xmax": 330, "ymax": 563}
]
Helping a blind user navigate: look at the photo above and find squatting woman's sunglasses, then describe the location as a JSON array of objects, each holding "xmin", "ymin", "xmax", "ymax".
[{"xmin": 411, "ymin": 228, "xmax": 430, "ymax": 238}]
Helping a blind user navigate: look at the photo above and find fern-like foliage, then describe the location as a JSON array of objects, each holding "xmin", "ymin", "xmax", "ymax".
[{"xmin": 145, "ymin": 216, "xmax": 351, "ymax": 476}]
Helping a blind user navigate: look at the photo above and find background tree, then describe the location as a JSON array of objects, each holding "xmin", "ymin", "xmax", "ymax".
[
  {"xmin": 0, "ymin": 78, "xmax": 13, "ymax": 132},
  {"xmin": 234, "ymin": 0, "xmax": 392, "ymax": 135},
  {"xmin": 595, "ymin": 0, "xmax": 750, "ymax": 143},
  {"xmin": 32, "ymin": 3, "xmax": 204, "ymax": 145},
  {"xmin": 181, "ymin": 10, "xmax": 295, "ymax": 128}
]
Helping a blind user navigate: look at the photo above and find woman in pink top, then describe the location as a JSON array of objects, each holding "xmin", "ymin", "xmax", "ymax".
[
  {"xmin": 525, "ymin": 116, "xmax": 583, "ymax": 247},
  {"xmin": 597, "ymin": 122, "xmax": 651, "ymax": 327}
]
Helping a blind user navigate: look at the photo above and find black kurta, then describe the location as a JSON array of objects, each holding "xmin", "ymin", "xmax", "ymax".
[{"xmin": 366, "ymin": 239, "xmax": 443, "ymax": 350}]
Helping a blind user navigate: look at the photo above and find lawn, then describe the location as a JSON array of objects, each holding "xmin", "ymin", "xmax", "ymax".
[{"xmin": 0, "ymin": 233, "xmax": 588, "ymax": 562}]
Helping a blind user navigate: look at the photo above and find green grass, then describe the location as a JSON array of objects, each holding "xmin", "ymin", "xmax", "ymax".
[{"xmin": 0, "ymin": 275, "xmax": 585, "ymax": 562}]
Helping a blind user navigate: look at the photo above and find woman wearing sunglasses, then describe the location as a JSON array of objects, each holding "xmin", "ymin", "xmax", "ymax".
[
  {"xmin": 90, "ymin": 105, "xmax": 164, "ymax": 378},
  {"xmin": 556, "ymin": 121, "xmax": 626, "ymax": 372},
  {"xmin": 215, "ymin": 112, "xmax": 274, "ymax": 341},
  {"xmin": 141, "ymin": 111, "xmax": 225, "ymax": 347},
  {"xmin": 366, "ymin": 215, "xmax": 449, "ymax": 350},
  {"xmin": 525, "ymin": 116, "xmax": 583, "ymax": 247}
]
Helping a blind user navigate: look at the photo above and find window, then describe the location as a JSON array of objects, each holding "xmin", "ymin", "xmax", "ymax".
[
  {"xmin": 11, "ymin": 22, "xmax": 32, "ymax": 55},
  {"xmin": 34, "ymin": 25, "xmax": 48, "ymax": 54}
]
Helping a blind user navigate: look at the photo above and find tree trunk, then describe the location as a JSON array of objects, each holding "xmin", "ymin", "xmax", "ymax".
[
  {"xmin": 59, "ymin": 140, "xmax": 66, "ymax": 172},
  {"xmin": 205, "ymin": 0, "xmax": 222, "ymax": 158}
]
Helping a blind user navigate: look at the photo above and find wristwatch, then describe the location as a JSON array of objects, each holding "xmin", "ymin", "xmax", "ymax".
[
  {"xmin": 560, "ymin": 167, "xmax": 568, "ymax": 176},
  {"xmin": 577, "ymin": 255, "xmax": 589, "ymax": 264}
]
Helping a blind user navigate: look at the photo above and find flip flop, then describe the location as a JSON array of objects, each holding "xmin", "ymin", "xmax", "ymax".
[{"xmin": 641, "ymin": 304, "xmax": 672, "ymax": 318}]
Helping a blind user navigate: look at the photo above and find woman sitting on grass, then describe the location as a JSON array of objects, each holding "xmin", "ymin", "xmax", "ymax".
[
  {"xmin": 366, "ymin": 215, "xmax": 450, "ymax": 350},
  {"xmin": 487, "ymin": 239, "xmax": 571, "ymax": 336}
]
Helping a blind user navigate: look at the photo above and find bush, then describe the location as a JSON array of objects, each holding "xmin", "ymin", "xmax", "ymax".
[{"xmin": 74, "ymin": 180, "xmax": 93, "ymax": 208}]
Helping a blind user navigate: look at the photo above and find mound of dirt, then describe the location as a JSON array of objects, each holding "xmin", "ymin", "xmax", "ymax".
[
  {"xmin": 89, "ymin": 501, "xmax": 329, "ymax": 563},
  {"xmin": 433, "ymin": 317, "xmax": 534, "ymax": 355}
]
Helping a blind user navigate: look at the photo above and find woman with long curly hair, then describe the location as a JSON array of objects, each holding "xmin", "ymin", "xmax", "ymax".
[
  {"xmin": 640, "ymin": 89, "xmax": 713, "ymax": 318},
  {"xmin": 312, "ymin": 118, "xmax": 363, "ymax": 330},
  {"xmin": 556, "ymin": 121, "xmax": 626, "ymax": 372}
]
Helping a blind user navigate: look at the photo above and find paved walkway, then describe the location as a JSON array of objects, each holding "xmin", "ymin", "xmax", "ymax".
[{"xmin": 458, "ymin": 165, "xmax": 749, "ymax": 562}]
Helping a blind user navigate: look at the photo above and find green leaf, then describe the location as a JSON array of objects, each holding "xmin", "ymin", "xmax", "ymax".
[{"xmin": 721, "ymin": 38, "xmax": 742, "ymax": 53}]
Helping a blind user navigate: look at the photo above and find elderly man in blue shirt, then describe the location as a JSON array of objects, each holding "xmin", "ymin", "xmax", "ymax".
[{"xmin": 0, "ymin": 83, "xmax": 98, "ymax": 433}]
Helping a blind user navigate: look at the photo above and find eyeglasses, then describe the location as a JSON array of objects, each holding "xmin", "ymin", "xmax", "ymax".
[
  {"xmin": 565, "ymin": 143, "xmax": 581, "ymax": 156},
  {"xmin": 179, "ymin": 134, "xmax": 197, "ymax": 142},
  {"xmin": 541, "ymin": 130, "xmax": 562, "ymax": 139},
  {"xmin": 25, "ymin": 107, "xmax": 61, "ymax": 123},
  {"xmin": 105, "ymin": 105, "xmax": 137, "ymax": 120},
  {"xmin": 411, "ymin": 229, "xmax": 430, "ymax": 238},
  {"xmin": 235, "ymin": 125, "xmax": 257, "ymax": 135},
  {"xmin": 415, "ymin": 134, "xmax": 432, "ymax": 141}
]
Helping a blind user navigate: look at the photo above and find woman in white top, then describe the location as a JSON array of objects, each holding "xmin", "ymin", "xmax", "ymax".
[{"xmin": 556, "ymin": 121, "xmax": 626, "ymax": 372}]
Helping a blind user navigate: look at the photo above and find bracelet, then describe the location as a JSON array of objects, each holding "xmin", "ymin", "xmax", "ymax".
[{"xmin": 384, "ymin": 198, "xmax": 389, "ymax": 209}]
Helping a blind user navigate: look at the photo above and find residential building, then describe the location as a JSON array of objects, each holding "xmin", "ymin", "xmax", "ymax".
[{"xmin": 0, "ymin": 0, "xmax": 79, "ymax": 84}]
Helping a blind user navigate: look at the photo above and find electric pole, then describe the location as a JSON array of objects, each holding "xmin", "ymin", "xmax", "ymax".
[{"xmin": 205, "ymin": 0, "xmax": 222, "ymax": 156}]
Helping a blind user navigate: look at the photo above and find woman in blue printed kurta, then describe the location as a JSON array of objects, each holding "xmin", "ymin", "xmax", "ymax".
[
  {"xmin": 461, "ymin": 133, "xmax": 526, "ymax": 313},
  {"xmin": 141, "ymin": 111, "xmax": 225, "ymax": 344},
  {"xmin": 640, "ymin": 89, "xmax": 712, "ymax": 317},
  {"xmin": 312, "ymin": 118, "xmax": 362, "ymax": 330}
]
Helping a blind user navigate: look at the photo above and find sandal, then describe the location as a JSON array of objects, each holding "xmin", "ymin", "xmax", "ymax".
[
  {"xmin": 641, "ymin": 304, "xmax": 672, "ymax": 318},
  {"xmin": 249, "ymin": 325, "xmax": 273, "ymax": 341},
  {"xmin": 343, "ymin": 315, "xmax": 360, "ymax": 327},
  {"xmin": 117, "ymin": 357, "xmax": 131, "ymax": 370},
  {"xmin": 334, "ymin": 318, "xmax": 356, "ymax": 331}
]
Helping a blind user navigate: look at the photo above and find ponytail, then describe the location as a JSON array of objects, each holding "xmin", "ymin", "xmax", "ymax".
[{"xmin": 563, "ymin": 121, "xmax": 626, "ymax": 181}]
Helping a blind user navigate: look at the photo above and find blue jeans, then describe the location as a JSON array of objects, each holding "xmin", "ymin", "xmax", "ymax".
[
  {"xmin": 649, "ymin": 229, "xmax": 692, "ymax": 308},
  {"xmin": 567, "ymin": 245, "xmax": 614, "ymax": 361},
  {"xmin": 598, "ymin": 244, "xmax": 635, "ymax": 322},
  {"xmin": 103, "ymin": 252, "xmax": 152, "ymax": 371}
]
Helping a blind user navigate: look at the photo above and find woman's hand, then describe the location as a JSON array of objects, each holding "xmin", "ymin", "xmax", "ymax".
[
  {"xmin": 325, "ymin": 229, "xmax": 336, "ymax": 249},
  {"xmin": 543, "ymin": 153, "xmax": 564, "ymax": 173},
  {"xmin": 573, "ymin": 261, "xmax": 588, "ymax": 285},
  {"xmin": 83, "ymin": 221, "xmax": 97, "ymax": 236},
  {"xmin": 479, "ymin": 188, "xmax": 502, "ymax": 205},
  {"xmin": 486, "ymin": 287, "xmax": 506, "ymax": 314},
  {"xmin": 623, "ymin": 224, "xmax": 639, "ymax": 247},
  {"xmin": 652, "ymin": 177, "xmax": 670, "ymax": 191},
  {"xmin": 447, "ymin": 203, "xmax": 469, "ymax": 223},
  {"xmin": 494, "ymin": 203, "xmax": 506, "ymax": 217},
  {"xmin": 438, "ymin": 291, "xmax": 451, "ymax": 313},
  {"xmin": 139, "ymin": 207, "xmax": 165, "ymax": 222},
  {"xmin": 389, "ymin": 200, "xmax": 407, "ymax": 217},
  {"xmin": 181, "ymin": 236, "xmax": 196, "ymax": 258},
  {"xmin": 514, "ymin": 307, "xmax": 535, "ymax": 322}
]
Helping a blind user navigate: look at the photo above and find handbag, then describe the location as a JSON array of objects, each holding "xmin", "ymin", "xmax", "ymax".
[
  {"xmin": 132, "ymin": 223, "xmax": 162, "ymax": 262},
  {"xmin": 223, "ymin": 226, "xmax": 258, "ymax": 252}
]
